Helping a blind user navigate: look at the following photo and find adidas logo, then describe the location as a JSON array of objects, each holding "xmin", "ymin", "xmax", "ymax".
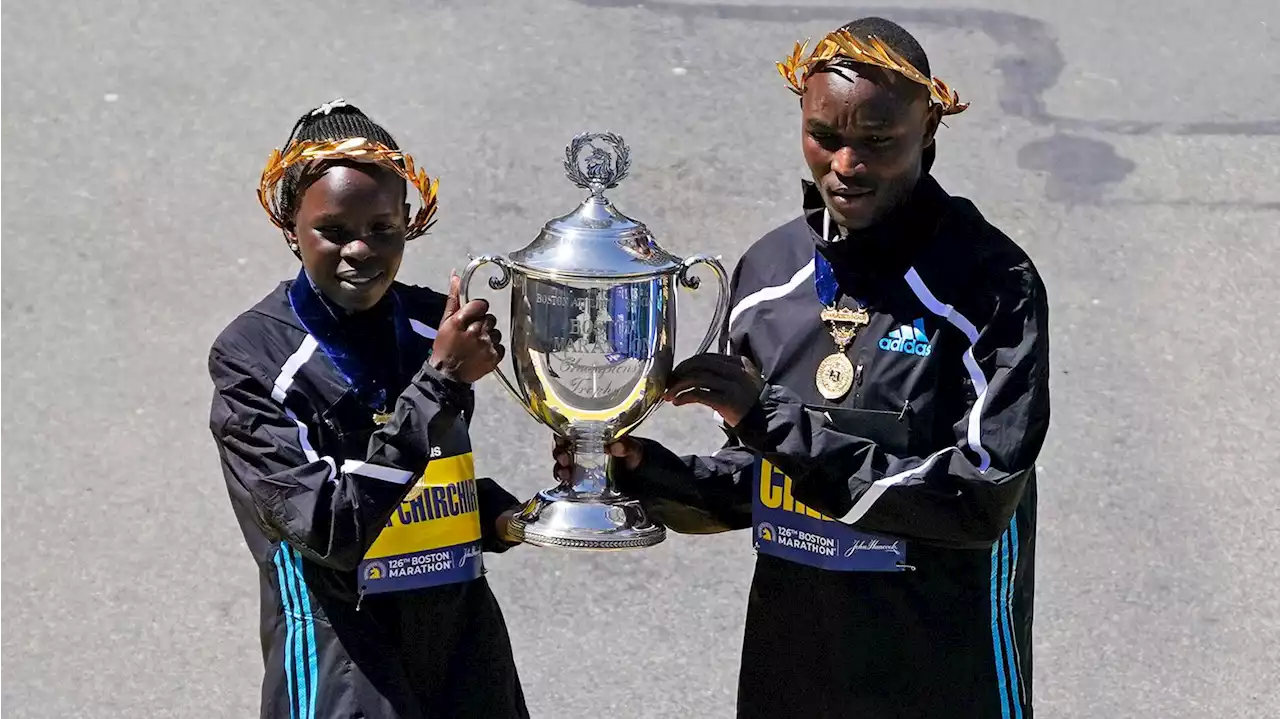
[{"xmin": 878, "ymin": 319, "xmax": 933, "ymax": 356}]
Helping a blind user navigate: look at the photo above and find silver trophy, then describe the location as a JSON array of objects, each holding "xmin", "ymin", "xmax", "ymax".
[{"xmin": 460, "ymin": 133, "xmax": 729, "ymax": 550}]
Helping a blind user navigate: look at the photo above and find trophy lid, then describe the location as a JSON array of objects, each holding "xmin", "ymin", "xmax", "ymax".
[{"xmin": 508, "ymin": 133, "xmax": 683, "ymax": 280}]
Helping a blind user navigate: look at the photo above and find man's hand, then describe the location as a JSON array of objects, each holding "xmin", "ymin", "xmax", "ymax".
[
  {"xmin": 551, "ymin": 436, "xmax": 735, "ymax": 535},
  {"xmin": 552, "ymin": 436, "xmax": 642, "ymax": 483},
  {"xmin": 428, "ymin": 273, "xmax": 505, "ymax": 384},
  {"xmin": 663, "ymin": 354, "xmax": 764, "ymax": 427}
]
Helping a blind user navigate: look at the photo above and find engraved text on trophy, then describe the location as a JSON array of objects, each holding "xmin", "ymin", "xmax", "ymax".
[{"xmin": 526, "ymin": 279, "xmax": 663, "ymax": 411}]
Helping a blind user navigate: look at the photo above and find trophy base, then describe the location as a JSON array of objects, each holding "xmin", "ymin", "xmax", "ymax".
[{"xmin": 509, "ymin": 488, "xmax": 666, "ymax": 551}]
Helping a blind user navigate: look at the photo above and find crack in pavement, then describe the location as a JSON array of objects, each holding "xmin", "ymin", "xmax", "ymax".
[
  {"xmin": 571, "ymin": 0, "xmax": 1279, "ymax": 209},
  {"xmin": 573, "ymin": 0, "xmax": 1280, "ymax": 137}
]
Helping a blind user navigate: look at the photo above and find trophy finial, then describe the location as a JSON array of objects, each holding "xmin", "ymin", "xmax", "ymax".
[{"xmin": 564, "ymin": 132, "xmax": 631, "ymax": 199}]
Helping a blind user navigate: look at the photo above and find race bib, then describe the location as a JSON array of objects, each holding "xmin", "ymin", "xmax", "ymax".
[
  {"xmin": 359, "ymin": 452, "xmax": 484, "ymax": 594},
  {"xmin": 752, "ymin": 457, "xmax": 907, "ymax": 572}
]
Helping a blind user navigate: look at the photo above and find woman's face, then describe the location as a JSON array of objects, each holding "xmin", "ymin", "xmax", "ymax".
[{"xmin": 288, "ymin": 162, "xmax": 409, "ymax": 312}]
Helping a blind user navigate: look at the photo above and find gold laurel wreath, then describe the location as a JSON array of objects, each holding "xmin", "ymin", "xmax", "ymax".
[
  {"xmin": 257, "ymin": 137, "xmax": 440, "ymax": 240},
  {"xmin": 777, "ymin": 30, "xmax": 968, "ymax": 116}
]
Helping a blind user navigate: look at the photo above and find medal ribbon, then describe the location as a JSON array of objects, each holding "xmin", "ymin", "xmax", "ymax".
[
  {"xmin": 814, "ymin": 251, "xmax": 840, "ymax": 307},
  {"xmin": 814, "ymin": 251, "xmax": 870, "ymax": 309},
  {"xmin": 288, "ymin": 268, "xmax": 415, "ymax": 415},
  {"xmin": 815, "ymin": 210, "xmax": 868, "ymax": 309}
]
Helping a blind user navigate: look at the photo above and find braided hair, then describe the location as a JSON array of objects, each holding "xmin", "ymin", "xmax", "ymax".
[{"xmin": 277, "ymin": 100, "xmax": 405, "ymax": 231}]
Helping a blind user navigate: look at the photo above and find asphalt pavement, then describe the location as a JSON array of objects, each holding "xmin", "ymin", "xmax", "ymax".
[{"xmin": 3, "ymin": 1, "xmax": 1278, "ymax": 717}]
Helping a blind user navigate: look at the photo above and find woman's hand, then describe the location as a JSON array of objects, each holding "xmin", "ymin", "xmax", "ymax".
[
  {"xmin": 495, "ymin": 507, "xmax": 522, "ymax": 545},
  {"xmin": 429, "ymin": 273, "xmax": 505, "ymax": 384}
]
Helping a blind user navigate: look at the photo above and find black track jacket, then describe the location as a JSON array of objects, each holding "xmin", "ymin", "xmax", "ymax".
[
  {"xmin": 208, "ymin": 277, "xmax": 528, "ymax": 719},
  {"xmin": 620, "ymin": 175, "xmax": 1050, "ymax": 718}
]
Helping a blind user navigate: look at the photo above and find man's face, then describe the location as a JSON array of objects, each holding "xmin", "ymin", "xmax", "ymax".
[
  {"xmin": 801, "ymin": 66, "xmax": 940, "ymax": 230},
  {"xmin": 288, "ymin": 163, "xmax": 409, "ymax": 312}
]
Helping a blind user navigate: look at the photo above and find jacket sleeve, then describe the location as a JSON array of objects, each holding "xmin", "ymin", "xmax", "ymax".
[
  {"xmin": 615, "ymin": 435, "xmax": 756, "ymax": 533},
  {"xmin": 209, "ymin": 344, "xmax": 473, "ymax": 571},
  {"xmin": 734, "ymin": 272, "xmax": 1050, "ymax": 548},
  {"xmin": 613, "ymin": 256, "xmax": 759, "ymax": 533}
]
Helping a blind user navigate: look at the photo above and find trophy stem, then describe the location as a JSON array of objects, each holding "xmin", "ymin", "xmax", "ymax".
[
  {"xmin": 509, "ymin": 422, "xmax": 664, "ymax": 550},
  {"xmin": 565, "ymin": 424, "xmax": 618, "ymax": 499}
]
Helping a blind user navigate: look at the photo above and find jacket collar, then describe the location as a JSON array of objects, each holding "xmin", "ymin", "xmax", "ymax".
[
  {"xmin": 246, "ymin": 269, "xmax": 415, "ymax": 399},
  {"xmin": 803, "ymin": 175, "xmax": 948, "ymax": 253},
  {"xmin": 286, "ymin": 267, "xmax": 397, "ymax": 339},
  {"xmin": 248, "ymin": 269, "xmax": 403, "ymax": 332},
  {"xmin": 287, "ymin": 267, "xmax": 411, "ymax": 411},
  {"xmin": 801, "ymin": 174, "xmax": 950, "ymax": 301}
]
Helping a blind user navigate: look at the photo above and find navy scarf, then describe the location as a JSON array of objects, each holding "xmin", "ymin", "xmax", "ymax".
[{"xmin": 287, "ymin": 268, "xmax": 414, "ymax": 414}]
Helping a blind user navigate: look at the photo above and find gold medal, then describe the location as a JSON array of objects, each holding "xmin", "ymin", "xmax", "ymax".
[
  {"xmin": 372, "ymin": 409, "xmax": 393, "ymax": 426},
  {"xmin": 815, "ymin": 304, "xmax": 870, "ymax": 401},
  {"xmin": 816, "ymin": 352, "xmax": 856, "ymax": 400},
  {"xmin": 820, "ymin": 306, "xmax": 871, "ymax": 328}
]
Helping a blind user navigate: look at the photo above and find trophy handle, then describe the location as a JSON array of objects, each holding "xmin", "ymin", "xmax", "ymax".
[
  {"xmin": 619, "ymin": 254, "xmax": 731, "ymax": 435},
  {"xmin": 676, "ymin": 254, "xmax": 731, "ymax": 355},
  {"xmin": 458, "ymin": 255, "xmax": 539, "ymax": 420}
]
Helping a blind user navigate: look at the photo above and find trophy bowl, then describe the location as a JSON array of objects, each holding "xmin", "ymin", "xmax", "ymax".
[{"xmin": 460, "ymin": 132, "xmax": 728, "ymax": 550}]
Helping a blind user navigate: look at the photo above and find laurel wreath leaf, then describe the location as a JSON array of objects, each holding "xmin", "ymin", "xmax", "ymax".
[
  {"xmin": 777, "ymin": 30, "xmax": 968, "ymax": 116},
  {"xmin": 258, "ymin": 137, "xmax": 440, "ymax": 240},
  {"xmin": 563, "ymin": 132, "xmax": 631, "ymax": 192}
]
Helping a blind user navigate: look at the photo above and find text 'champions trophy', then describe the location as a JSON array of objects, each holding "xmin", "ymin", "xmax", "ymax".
[{"xmin": 460, "ymin": 133, "xmax": 729, "ymax": 550}]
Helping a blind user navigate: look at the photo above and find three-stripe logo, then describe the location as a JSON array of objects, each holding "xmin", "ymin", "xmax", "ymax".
[
  {"xmin": 878, "ymin": 318, "xmax": 933, "ymax": 356},
  {"xmin": 275, "ymin": 543, "xmax": 319, "ymax": 719}
]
